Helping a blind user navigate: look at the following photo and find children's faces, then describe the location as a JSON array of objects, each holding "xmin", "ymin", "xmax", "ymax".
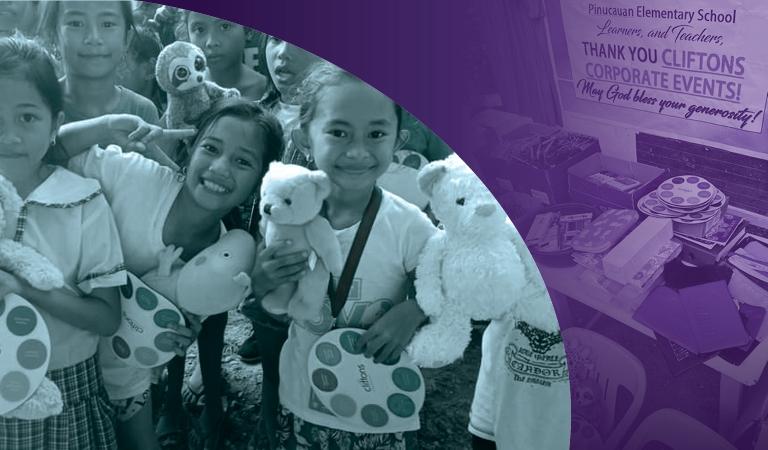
[
  {"xmin": 56, "ymin": 1, "xmax": 128, "ymax": 79},
  {"xmin": 298, "ymin": 81, "xmax": 406, "ymax": 193},
  {"xmin": 187, "ymin": 12, "xmax": 246, "ymax": 70},
  {"xmin": 0, "ymin": 78, "xmax": 60, "ymax": 172},
  {"xmin": 265, "ymin": 37, "xmax": 322, "ymax": 98},
  {"xmin": 186, "ymin": 116, "xmax": 265, "ymax": 213}
]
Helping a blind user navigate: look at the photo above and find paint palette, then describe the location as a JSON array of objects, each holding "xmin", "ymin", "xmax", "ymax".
[
  {"xmin": 638, "ymin": 175, "xmax": 727, "ymax": 225},
  {"xmin": 109, "ymin": 273, "xmax": 185, "ymax": 369},
  {"xmin": 0, "ymin": 294, "xmax": 51, "ymax": 415},
  {"xmin": 656, "ymin": 176, "xmax": 716, "ymax": 208},
  {"xmin": 308, "ymin": 328, "xmax": 425, "ymax": 431},
  {"xmin": 638, "ymin": 191, "xmax": 678, "ymax": 217}
]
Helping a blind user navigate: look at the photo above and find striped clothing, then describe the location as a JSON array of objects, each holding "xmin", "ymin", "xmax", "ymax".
[{"xmin": 0, "ymin": 355, "xmax": 117, "ymax": 450}]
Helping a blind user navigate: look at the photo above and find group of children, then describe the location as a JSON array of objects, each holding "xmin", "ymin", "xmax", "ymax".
[{"xmin": 0, "ymin": 1, "xmax": 567, "ymax": 450}]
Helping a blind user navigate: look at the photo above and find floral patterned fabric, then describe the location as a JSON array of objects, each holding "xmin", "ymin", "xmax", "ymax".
[{"xmin": 275, "ymin": 407, "xmax": 417, "ymax": 450}]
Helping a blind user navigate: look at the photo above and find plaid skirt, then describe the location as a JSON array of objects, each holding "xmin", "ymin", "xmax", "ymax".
[{"xmin": 0, "ymin": 354, "xmax": 117, "ymax": 450}]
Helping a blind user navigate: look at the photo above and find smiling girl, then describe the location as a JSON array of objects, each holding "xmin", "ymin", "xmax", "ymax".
[{"xmin": 38, "ymin": 1, "xmax": 160, "ymax": 125}]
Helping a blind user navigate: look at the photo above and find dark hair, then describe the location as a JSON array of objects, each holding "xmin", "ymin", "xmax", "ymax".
[
  {"xmin": 180, "ymin": 98, "xmax": 284, "ymax": 181},
  {"xmin": 297, "ymin": 62, "xmax": 403, "ymax": 132},
  {"xmin": 38, "ymin": 0, "xmax": 134, "ymax": 45},
  {"xmin": 180, "ymin": 98, "xmax": 284, "ymax": 235},
  {"xmin": 0, "ymin": 34, "xmax": 63, "ymax": 117},
  {"xmin": 127, "ymin": 26, "xmax": 161, "ymax": 63},
  {"xmin": 257, "ymin": 35, "xmax": 281, "ymax": 109}
]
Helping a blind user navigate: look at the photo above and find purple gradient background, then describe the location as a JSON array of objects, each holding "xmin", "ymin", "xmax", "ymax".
[{"xmin": 158, "ymin": 1, "xmax": 757, "ymax": 449}]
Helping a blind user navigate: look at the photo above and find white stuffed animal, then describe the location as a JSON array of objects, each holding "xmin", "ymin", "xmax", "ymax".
[
  {"xmin": 140, "ymin": 229, "xmax": 255, "ymax": 317},
  {"xmin": 259, "ymin": 162, "xmax": 344, "ymax": 321},
  {"xmin": 406, "ymin": 155, "xmax": 559, "ymax": 368},
  {"xmin": 0, "ymin": 175, "xmax": 64, "ymax": 419}
]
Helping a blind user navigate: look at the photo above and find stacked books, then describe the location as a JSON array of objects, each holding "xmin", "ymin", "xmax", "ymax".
[
  {"xmin": 634, "ymin": 281, "xmax": 752, "ymax": 375},
  {"xmin": 728, "ymin": 238, "xmax": 768, "ymax": 294},
  {"xmin": 675, "ymin": 213, "xmax": 746, "ymax": 266},
  {"xmin": 728, "ymin": 238, "xmax": 768, "ymax": 341}
]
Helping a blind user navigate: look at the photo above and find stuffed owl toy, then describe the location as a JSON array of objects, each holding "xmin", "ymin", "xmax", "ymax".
[{"xmin": 155, "ymin": 41, "xmax": 240, "ymax": 129}]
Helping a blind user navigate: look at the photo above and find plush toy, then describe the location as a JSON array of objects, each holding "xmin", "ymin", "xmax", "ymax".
[
  {"xmin": 0, "ymin": 175, "xmax": 64, "ymax": 420},
  {"xmin": 141, "ymin": 230, "xmax": 256, "ymax": 317},
  {"xmin": 259, "ymin": 162, "xmax": 344, "ymax": 321},
  {"xmin": 155, "ymin": 41, "xmax": 240, "ymax": 130},
  {"xmin": 406, "ymin": 154, "xmax": 559, "ymax": 368}
]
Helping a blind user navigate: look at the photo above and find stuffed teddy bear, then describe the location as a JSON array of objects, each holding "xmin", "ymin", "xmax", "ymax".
[
  {"xmin": 258, "ymin": 162, "xmax": 344, "ymax": 321},
  {"xmin": 406, "ymin": 154, "xmax": 559, "ymax": 368},
  {"xmin": 0, "ymin": 175, "xmax": 64, "ymax": 420},
  {"xmin": 140, "ymin": 229, "xmax": 256, "ymax": 317},
  {"xmin": 155, "ymin": 41, "xmax": 240, "ymax": 130}
]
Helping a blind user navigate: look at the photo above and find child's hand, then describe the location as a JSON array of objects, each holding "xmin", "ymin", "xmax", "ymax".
[
  {"xmin": 0, "ymin": 269, "xmax": 23, "ymax": 299},
  {"xmin": 105, "ymin": 114, "xmax": 196, "ymax": 154},
  {"xmin": 165, "ymin": 310, "xmax": 203, "ymax": 356},
  {"xmin": 357, "ymin": 300, "xmax": 427, "ymax": 364},
  {"xmin": 251, "ymin": 241, "xmax": 309, "ymax": 297}
]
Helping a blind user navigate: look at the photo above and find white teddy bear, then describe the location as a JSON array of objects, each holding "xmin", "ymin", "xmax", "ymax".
[
  {"xmin": 0, "ymin": 175, "xmax": 64, "ymax": 419},
  {"xmin": 406, "ymin": 154, "xmax": 559, "ymax": 368},
  {"xmin": 258, "ymin": 162, "xmax": 344, "ymax": 321}
]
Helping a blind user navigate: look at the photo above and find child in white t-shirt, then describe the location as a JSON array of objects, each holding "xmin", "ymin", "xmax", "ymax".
[
  {"xmin": 274, "ymin": 62, "xmax": 436, "ymax": 449},
  {"xmin": 469, "ymin": 311, "xmax": 571, "ymax": 450}
]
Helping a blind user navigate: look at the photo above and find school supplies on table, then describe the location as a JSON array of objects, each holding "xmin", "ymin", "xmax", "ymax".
[
  {"xmin": 573, "ymin": 239, "xmax": 680, "ymax": 309},
  {"xmin": 602, "ymin": 217, "xmax": 673, "ymax": 284},
  {"xmin": 637, "ymin": 175, "xmax": 729, "ymax": 238},
  {"xmin": 586, "ymin": 170, "xmax": 642, "ymax": 192},
  {"xmin": 569, "ymin": 153, "xmax": 666, "ymax": 210},
  {"xmin": 490, "ymin": 124, "xmax": 600, "ymax": 205},
  {"xmin": 523, "ymin": 205, "xmax": 596, "ymax": 255},
  {"xmin": 729, "ymin": 268, "xmax": 768, "ymax": 309},
  {"xmin": 571, "ymin": 209, "xmax": 639, "ymax": 254},
  {"xmin": 728, "ymin": 238, "xmax": 768, "ymax": 341},
  {"xmin": 676, "ymin": 214, "xmax": 746, "ymax": 266},
  {"xmin": 729, "ymin": 240, "xmax": 768, "ymax": 285},
  {"xmin": 633, "ymin": 281, "xmax": 751, "ymax": 355}
]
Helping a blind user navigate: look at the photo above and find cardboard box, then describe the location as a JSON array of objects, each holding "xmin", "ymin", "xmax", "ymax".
[
  {"xmin": 489, "ymin": 125, "xmax": 600, "ymax": 205},
  {"xmin": 568, "ymin": 153, "xmax": 667, "ymax": 209}
]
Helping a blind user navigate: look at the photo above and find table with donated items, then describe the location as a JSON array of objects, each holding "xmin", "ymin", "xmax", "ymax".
[{"xmin": 540, "ymin": 259, "xmax": 768, "ymax": 437}]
